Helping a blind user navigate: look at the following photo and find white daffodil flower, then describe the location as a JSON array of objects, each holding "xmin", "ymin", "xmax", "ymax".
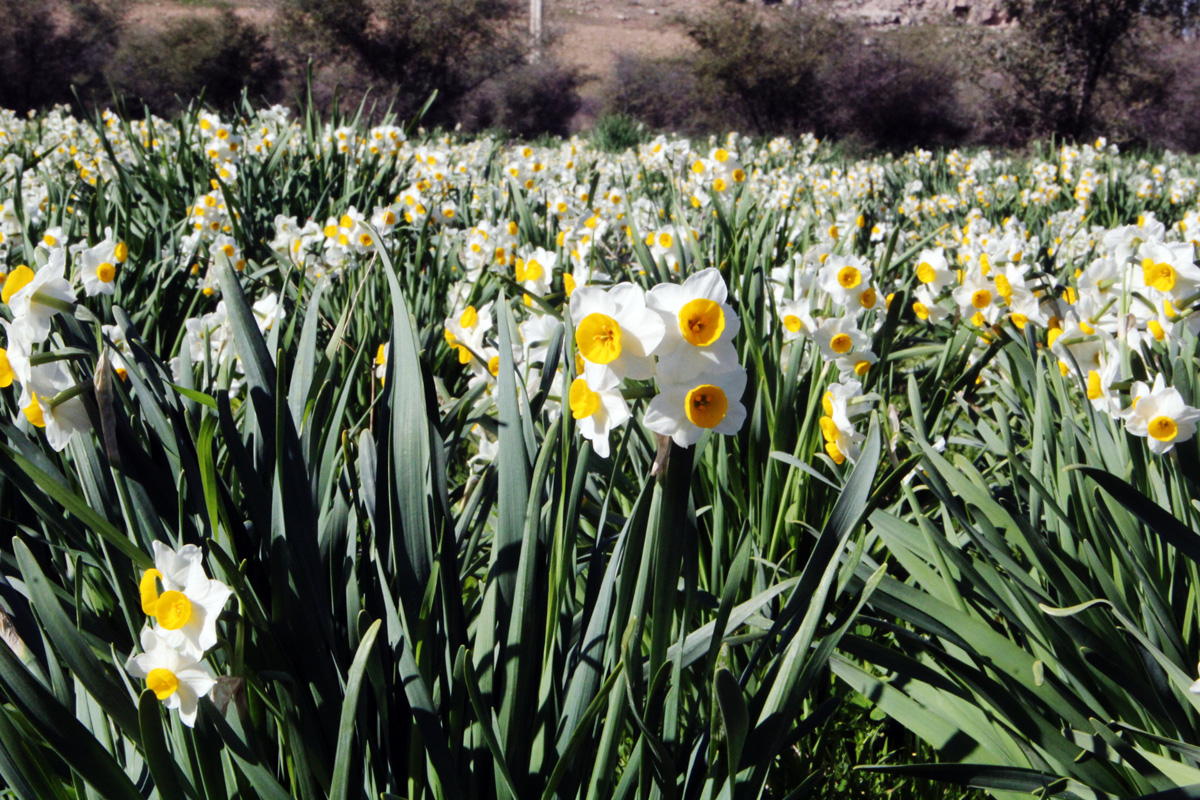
[
  {"xmin": 644, "ymin": 367, "xmax": 747, "ymax": 448},
  {"xmin": 125, "ymin": 627, "xmax": 216, "ymax": 728},
  {"xmin": 17, "ymin": 362, "xmax": 90, "ymax": 452},
  {"xmin": 3, "ymin": 251, "xmax": 77, "ymax": 345},
  {"xmin": 778, "ymin": 297, "xmax": 816, "ymax": 341},
  {"xmin": 78, "ymin": 240, "xmax": 119, "ymax": 297},
  {"xmin": 818, "ymin": 380, "xmax": 866, "ymax": 464},
  {"xmin": 567, "ymin": 376, "xmax": 630, "ymax": 458},
  {"xmin": 912, "ymin": 284, "xmax": 949, "ymax": 324},
  {"xmin": 952, "ymin": 267, "xmax": 1000, "ymax": 325},
  {"xmin": 1135, "ymin": 241, "xmax": 1200, "ymax": 304},
  {"xmin": 647, "ymin": 267, "xmax": 741, "ymax": 383},
  {"xmin": 812, "ymin": 316, "xmax": 869, "ymax": 362},
  {"xmin": 1120, "ymin": 373, "xmax": 1200, "ymax": 455},
  {"xmin": 571, "ymin": 283, "xmax": 664, "ymax": 392},
  {"xmin": 913, "ymin": 248, "xmax": 955, "ymax": 293},
  {"xmin": 818, "ymin": 255, "xmax": 873, "ymax": 309},
  {"xmin": 1083, "ymin": 351, "xmax": 1123, "ymax": 417},
  {"xmin": 139, "ymin": 541, "xmax": 233, "ymax": 659}
]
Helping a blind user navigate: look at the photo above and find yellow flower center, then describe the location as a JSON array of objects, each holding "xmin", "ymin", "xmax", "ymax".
[
  {"xmin": 1143, "ymin": 259, "xmax": 1177, "ymax": 292},
  {"xmin": 1011, "ymin": 313, "xmax": 1028, "ymax": 330},
  {"xmin": 913, "ymin": 301, "xmax": 929, "ymax": 321},
  {"xmin": 1149, "ymin": 416, "xmax": 1178, "ymax": 442},
  {"xmin": 685, "ymin": 384, "xmax": 728, "ymax": 428},
  {"xmin": 375, "ymin": 344, "xmax": 387, "ymax": 366},
  {"xmin": 0, "ymin": 348, "xmax": 12, "ymax": 388},
  {"xmin": 98, "ymin": 262, "xmax": 116, "ymax": 283},
  {"xmin": 524, "ymin": 259, "xmax": 543, "ymax": 282},
  {"xmin": 854, "ymin": 360, "xmax": 871, "ymax": 376},
  {"xmin": 569, "ymin": 377, "xmax": 600, "ymax": 420},
  {"xmin": 359, "ymin": 233, "xmax": 373, "ymax": 247},
  {"xmin": 783, "ymin": 314, "xmax": 803, "ymax": 332},
  {"xmin": 23, "ymin": 393, "xmax": 45, "ymax": 428},
  {"xmin": 1148, "ymin": 320, "xmax": 1165, "ymax": 341},
  {"xmin": 859, "ymin": 288, "xmax": 877, "ymax": 308},
  {"xmin": 147, "ymin": 668, "xmax": 179, "ymax": 700},
  {"xmin": 830, "ymin": 333, "xmax": 853, "ymax": 354},
  {"xmin": 576, "ymin": 313, "xmax": 623, "ymax": 364},
  {"xmin": 1086, "ymin": 370, "xmax": 1102, "ymax": 400},
  {"xmin": 139, "ymin": 568, "xmax": 164, "ymax": 614},
  {"xmin": 824, "ymin": 441, "xmax": 846, "ymax": 464},
  {"xmin": 564, "ymin": 274, "xmax": 576, "ymax": 296},
  {"xmin": 153, "ymin": 590, "xmax": 193, "ymax": 630},
  {"xmin": 837, "ymin": 266, "xmax": 862, "ymax": 289},
  {"xmin": 3, "ymin": 265, "xmax": 34, "ymax": 304},
  {"xmin": 115, "ymin": 242, "xmax": 128, "ymax": 262},
  {"xmin": 488, "ymin": 356, "xmax": 501, "ymax": 376},
  {"xmin": 658, "ymin": 232, "xmax": 673, "ymax": 249},
  {"xmin": 971, "ymin": 289, "xmax": 992, "ymax": 309},
  {"xmin": 678, "ymin": 299, "xmax": 725, "ymax": 347},
  {"xmin": 994, "ymin": 274, "xmax": 1012, "ymax": 300},
  {"xmin": 460, "ymin": 306, "xmax": 478, "ymax": 329},
  {"xmin": 819, "ymin": 415, "xmax": 838, "ymax": 442}
]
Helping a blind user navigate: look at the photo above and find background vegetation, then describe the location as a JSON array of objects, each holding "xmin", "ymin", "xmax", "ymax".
[{"xmin": 7, "ymin": 0, "xmax": 1200, "ymax": 148}]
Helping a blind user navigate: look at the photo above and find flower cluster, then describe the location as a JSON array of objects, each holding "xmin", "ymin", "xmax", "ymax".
[
  {"xmin": 573, "ymin": 267, "xmax": 748, "ymax": 456},
  {"xmin": 1, "ymin": 229, "xmax": 128, "ymax": 451},
  {"xmin": 125, "ymin": 542, "xmax": 232, "ymax": 727}
]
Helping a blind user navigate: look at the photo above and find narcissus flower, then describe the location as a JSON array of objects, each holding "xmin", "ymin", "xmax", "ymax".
[
  {"xmin": 571, "ymin": 283, "xmax": 664, "ymax": 391},
  {"xmin": 17, "ymin": 362, "xmax": 90, "ymax": 452},
  {"xmin": 819, "ymin": 255, "xmax": 873, "ymax": 309},
  {"xmin": 1121, "ymin": 373, "xmax": 1200, "ymax": 455},
  {"xmin": 139, "ymin": 541, "xmax": 232, "ymax": 659},
  {"xmin": 125, "ymin": 627, "xmax": 216, "ymax": 728},
  {"xmin": 79, "ymin": 240, "xmax": 119, "ymax": 297},
  {"xmin": 812, "ymin": 316, "xmax": 868, "ymax": 361},
  {"xmin": 914, "ymin": 248, "xmax": 954, "ymax": 293},
  {"xmin": 3, "ymin": 251, "xmax": 77, "ymax": 345},
  {"xmin": 647, "ymin": 267, "xmax": 740, "ymax": 383},
  {"xmin": 644, "ymin": 368, "xmax": 747, "ymax": 447},
  {"xmin": 568, "ymin": 376, "xmax": 630, "ymax": 458}
]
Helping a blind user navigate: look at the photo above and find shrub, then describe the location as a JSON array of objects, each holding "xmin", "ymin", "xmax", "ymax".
[
  {"xmin": 279, "ymin": 0, "xmax": 527, "ymax": 123},
  {"xmin": 461, "ymin": 59, "xmax": 584, "ymax": 139},
  {"xmin": 644, "ymin": 2, "xmax": 972, "ymax": 149},
  {"xmin": 108, "ymin": 6, "xmax": 282, "ymax": 116},
  {"xmin": 591, "ymin": 112, "xmax": 647, "ymax": 152},
  {"xmin": 0, "ymin": 0, "xmax": 122, "ymax": 112},
  {"xmin": 602, "ymin": 54, "xmax": 705, "ymax": 134}
]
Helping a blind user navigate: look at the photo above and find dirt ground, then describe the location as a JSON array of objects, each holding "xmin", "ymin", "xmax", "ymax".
[{"xmin": 126, "ymin": 0, "xmax": 708, "ymax": 127}]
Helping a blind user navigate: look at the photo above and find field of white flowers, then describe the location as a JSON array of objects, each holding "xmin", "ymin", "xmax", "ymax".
[{"xmin": 3, "ymin": 99, "xmax": 1200, "ymax": 800}]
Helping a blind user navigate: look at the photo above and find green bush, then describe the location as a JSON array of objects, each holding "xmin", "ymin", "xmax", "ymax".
[
  {"xmin": 0, "ymin": 0, "xmax": 122, "ymax": 112},
  {"xmin": 108, "ymin": 6, "xmax": 282, "ymax": 116},
  {"xmin": 279, "ymin": 0, "xmax": 526, "ymax": 124},
  {"xmin": 602, "ymin": 54, "xmax": 706, "ymax": 134},
  {"xmin": 461, "ymin": 59, "xmax": 584, "ymax": 139}
]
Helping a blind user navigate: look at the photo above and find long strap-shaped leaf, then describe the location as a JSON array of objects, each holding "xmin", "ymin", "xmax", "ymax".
[
  {"xmin": 0, "ymin": 631, "xmax": 142, "ymax": 800},
  {"xmin": 330, "ymin": 619, "xmax": 381, "ymax": 800}
]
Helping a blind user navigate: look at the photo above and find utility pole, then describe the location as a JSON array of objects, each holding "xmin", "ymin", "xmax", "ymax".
[{"xmin": 530, "ymin": 0, "xmax": 544, "ymax": 62}]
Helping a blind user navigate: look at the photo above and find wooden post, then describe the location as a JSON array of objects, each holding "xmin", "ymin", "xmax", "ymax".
[{"xmin": 530, "ymin": 0, "xmax": 544, "ymax": 62}]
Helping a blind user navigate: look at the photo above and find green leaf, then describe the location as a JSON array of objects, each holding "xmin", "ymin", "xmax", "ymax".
[
  {"xmin": 0, "ymin": 634, "xmax": 142, "ymax": 800},
  {"xmin": 13, "ymin": 538, "xmax": 141, "ymax": 745},
  {"xmin": 330, "ymin": 619, "xmax": 381, "ymax": 800}
]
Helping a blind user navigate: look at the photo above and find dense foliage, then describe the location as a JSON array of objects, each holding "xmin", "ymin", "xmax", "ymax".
[{"xmin": 2, "ymin": 99, "xmax": 1200, "ymax": 800}]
